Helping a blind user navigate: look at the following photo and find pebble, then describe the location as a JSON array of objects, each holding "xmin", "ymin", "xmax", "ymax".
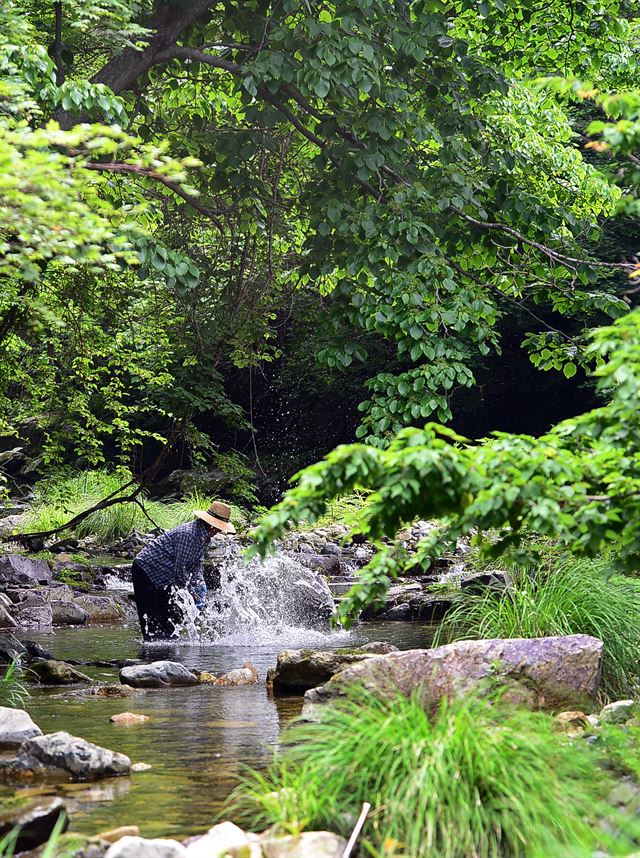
[{"xmin": 131, "ymin": 762, "xmax": 152, "ymax": 772}]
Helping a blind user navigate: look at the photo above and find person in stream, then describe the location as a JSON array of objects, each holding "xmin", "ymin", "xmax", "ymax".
[{"xmin": 131, "ymin": 501, "xmax": 236, "ymax": 640}]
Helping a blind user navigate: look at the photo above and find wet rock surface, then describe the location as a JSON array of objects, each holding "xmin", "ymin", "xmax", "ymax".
[
  {"xmin": 119, "ymin": 661, "xmax": 199, "ymax": 688},
  {"xmin": 27, "ymin": 659, "xmax": 93, "ymax": 685},
  {"xmin": 1, "ymin": 731, "xmax": 131, "ymax": 781},
  {"xmin": 0, "ymin": 796, "xmax": 68, "ymax": 852},
  {"xmin": 268, "ymin": 642, "xmax": 399, "ymax": 694},
  {"xmin": 302, "ymin": 634, "xmax": 604, "ymax": 717}
]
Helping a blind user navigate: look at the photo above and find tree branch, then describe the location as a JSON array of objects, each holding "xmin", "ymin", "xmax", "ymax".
[{"xmin": 449, "ymin": 206, "xmax": 637, "ymax": 273}]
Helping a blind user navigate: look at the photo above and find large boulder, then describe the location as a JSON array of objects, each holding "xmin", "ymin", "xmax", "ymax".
[
  {"xmin": 0, "ymin": 796, "xmax": 68, "ymax": 852},
  {"xmin": 0, "ymin": 555, "xmax": 51, "ymax": 585},
  {"xmin": 0, "ymin": 604, "xmax": 17, "ymax": 629},
  {"xmin": 28, "ymin": 659, "xmax": 92, "ymax": 685},
  {"xmin": 269, "ymin": 643, "xmax": 398, "ymax": 694},
  {"xmin": 303, "ymin": 635, "xmax": 603, "ymax": 717},
  {"xmin": 0, "ymin": 706, "xmax": 42, "ymax": 747},
  {"xmin": 74, "ymin": 594, "xmax": 125, "ymax": 623},
  {"xmin": 2, "ymin": 731, "xmax": 130, "ymax": 781},
  {"xmin": 50, "ymin": 600, "xmax": 89, "ymax": 626},
  {"xmin": 15, "ymin": 604, "xmax": 53, "ymax": 629},
  {"xmin": 119, "ymin": 661, "xmax": 199, "ymax": 688},
  {"xmin": 105, "ymin": 836, "xmax": 187, "ymax": 857}
]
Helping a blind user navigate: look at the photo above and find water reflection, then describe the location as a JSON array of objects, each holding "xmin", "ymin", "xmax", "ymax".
[{"xmin": 12, "ymin": 622, "xmax": 434, "ymax": 838}]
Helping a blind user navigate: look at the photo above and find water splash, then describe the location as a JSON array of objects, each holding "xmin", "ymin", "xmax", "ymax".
[{"xmin": 177, "ymin": 542, "xmax": 350, "ymax": 647}]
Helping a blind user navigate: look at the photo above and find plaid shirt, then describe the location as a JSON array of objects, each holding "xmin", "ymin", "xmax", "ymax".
[{"xmin": 135, "ymin": 519, "xmax": 209, "ymax": 589}]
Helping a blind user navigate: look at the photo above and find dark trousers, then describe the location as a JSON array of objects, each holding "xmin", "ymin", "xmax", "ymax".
[{"xmin": 132, "ymin": 561, "xmax": 183, "ymax": 641}]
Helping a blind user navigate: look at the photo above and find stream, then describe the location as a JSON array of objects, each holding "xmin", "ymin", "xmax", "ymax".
[{"xmin": 6, "ymin": 617, "xmax": 435, "ymax": 839}]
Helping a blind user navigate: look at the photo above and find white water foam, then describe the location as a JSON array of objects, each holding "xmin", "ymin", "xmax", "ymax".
[{"xmin": 175, "ymin": 543, "xmax": 351, "ymax": 647}]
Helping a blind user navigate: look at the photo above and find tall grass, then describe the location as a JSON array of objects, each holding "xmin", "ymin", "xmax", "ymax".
[
  {"xmin": 295, "ymin": 490, "xmax": 372, "ymax": 532},
  {"xmin": 0, "ymin": 661, "xmax": 29, "ymax": 709},
  {"xmin": 21, "ymin": 469, "xmax": 245, "ymax": 542},
  {"xmin": 435, "ymin": 559, "xmax": 640, "ymax": 698},
  {"xmin": 228, "ymin": 688, "xmax": 634, "ymax": 858}
]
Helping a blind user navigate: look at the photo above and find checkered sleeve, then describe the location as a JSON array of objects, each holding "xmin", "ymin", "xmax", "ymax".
[{"xmin": 173, "ymin": 527, "xmax": 199, "ymax": 588}]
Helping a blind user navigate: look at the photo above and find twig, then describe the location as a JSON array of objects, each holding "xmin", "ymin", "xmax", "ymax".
[{"xmin": 342, "ymin": 801, "xmax": 371, "ymax": 858}]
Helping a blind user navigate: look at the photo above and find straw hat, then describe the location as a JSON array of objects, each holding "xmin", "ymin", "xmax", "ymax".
[{"xmin": 194, "ymin": 501, "xmax": 236, "ymax": 534}]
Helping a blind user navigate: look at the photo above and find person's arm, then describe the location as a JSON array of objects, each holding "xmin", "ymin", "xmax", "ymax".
[{"xmin": 188, "ymin": 558, "xmax": 207, "ymax": 610}]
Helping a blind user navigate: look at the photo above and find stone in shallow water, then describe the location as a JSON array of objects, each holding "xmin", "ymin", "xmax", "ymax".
[
  {"xmin": 0, "ymin": 705, "xmax": 42, "ymax": 748},
  {"xmin": 2, "ymin": 730, "xmax": 130, "ymax": 781},
  {"xmin": 105, "ymin": 836, "xmax": 187, "ymax": 857},
  {"xmin": 120, "ymin": 661, "xmax": 199, "ymax": 688},
  {"xmin": 0, "ymin": 796, "xmax": 68, "ymax": 852},
  {"xmin": 99, "ymin": 825, "xmax": 141, "ymax": 843},
  {"xmin": 303, "ymin": 634, "xmax": 604, "ymax": 718},
  {"xmin": 0, "ymin": 632, "xmax": 26, "ymax": 663},
  {"xmin": 109, "ymin": 712, "xmax": 149, "ymax": 725},
  {"xmin": 50, "ymin": 600, "xmax": 89, "ymax": 626},
  {"xmin": 28, "ymin": 659, "xmax": 92, "ymax": 685}
]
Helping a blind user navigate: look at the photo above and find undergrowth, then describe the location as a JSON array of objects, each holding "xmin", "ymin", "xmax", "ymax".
[
  {"xmin": 227, "ymin": 687, "xmax": 638, "ymax": 858},
  {"xmin": 434, "ymin": 558, "xmax": 640, "ymax": 699},
  {"xmin": 294, "ymin": 490, "xmax": 372, "ymax": 532},
  {"xmin": 20, "ymin": 469, "xmax": 246, "ymax": 542}
]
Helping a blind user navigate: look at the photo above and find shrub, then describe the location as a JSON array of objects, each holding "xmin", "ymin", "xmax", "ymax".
[
  {"xmin": 228, "ymin": 688, "xmax": 634, "ymax": 858},
  {"xmin": 20, "ymin": 469, "xmax": 247, "ymax": 542},
  {"xmin": 435, "ymin": 559, "xmax": 640, "ymax": 699}
]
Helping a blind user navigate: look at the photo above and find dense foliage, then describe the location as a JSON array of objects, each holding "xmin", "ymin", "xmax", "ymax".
[
  {"xmin": 230, "ymin": 688, "xmax": 638, "ymax": 857},
  {"xmin": 1, "ymin": 0, "xmax": 639, "ymax": 501}
]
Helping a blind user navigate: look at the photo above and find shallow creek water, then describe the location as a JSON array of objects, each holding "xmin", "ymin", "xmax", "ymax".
[{"xmin": 6, "ymin": 620, "xmax": 435, "ymax": 839}]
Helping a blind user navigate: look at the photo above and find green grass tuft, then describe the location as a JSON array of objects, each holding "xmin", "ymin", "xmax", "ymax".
[
  {"xmin": 0, "ymin": 660, "xmax": 29, "ymax": 709},
  {"xmin": 227, "ymin": 687, "xmax": 636, "ymax": 858},
  {"xmin": 19, "ymin": 470, "xmax": 247, "ymax": 542},
  {"xmin": 434, "ymin": 558, "xmax": 640, "ymax": 699}
]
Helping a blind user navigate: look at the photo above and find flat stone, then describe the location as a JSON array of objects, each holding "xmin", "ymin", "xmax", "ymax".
[
  {"xmin": 3, "ymin": 731, "xmax": 130, "ymax": 781},
  {"xmin": 359, "ymin": 641, "xmax": 399, "ymax": 654},
  {"xmin": 260, "ymin": 831, "xmax": 346, "ymax": 858},
  {"xmin": 303, "ymin": 635, "xmax": 603, "ymax": 717},
  {"xmin": 119, "ymin": 661, "xmax": 199, "ymax": 688},
  {"xmin": 28, "ymin": 660, "xmax": 92, "ymax": 685},
  {"xmin": 460, "ymin": 570, "xmax": 512, "ymax": 593},
  {"xmin": 105, "ymin": 836, "xmax": 187, "ymax": 857},
  {"xmin": 131, "ymin": 762, "xmax": 152, "ymax": 772},
  {"xmin": 0, "ymin": 796, "xmax": 68, "ymax": 852},
  {"xmin": 0, "ymin": 706, "xmax": 42, "ymax": 747},
  {"xmin": 109, "ymin": 713, "xmax": 149, "ymax": 725},
  {"xmin": 51, "ymin": 601, "xmax": 89, "ymax": 626},
  {"xmin": 89, "ymin": 684, "xmax": 138, "ymax": 698},
  {"xmin": 100, "ymin": 825, "xmax": 141, "ymax": 843},
  {"xmin": 600, "ymin": 699, "xmax": 636, "ymax": 725}
]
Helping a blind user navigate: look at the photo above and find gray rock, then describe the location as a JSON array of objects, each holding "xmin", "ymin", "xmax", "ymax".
[
  {"xmin": 0, "ymin": 706, "xmax": 42, "ymax": 747},
  {"xmin": 185, "ymin": 822, "xmax": 258, "ymax": 857},
  {"xmin": 260, "ymin": 831, "xmax": 346, "ymax": 857},
  {"xmin": 16, "ymin": 604, "xmax": 53, "ymax": 629},
  {"xmin": 359, "ymin": 641, "xmax": 399, "ymax": 654},
  {"xmin": 22, "ymin": 640, "xmax": 54, "ymax": 661},
  {"xmin": 51, "ymin": 601, "xmax": 89, "ymax": 626},
  {"xmin": 4, "ymin": 731, "xmax": 130, "ymax": 781},
  {"xmin": 321, "ymin": 543, "xmax": 341, "ymax": 557},
  {"xmin": 600, "ymin": 699, "xmax": 636, "ymax": 725},
  {"xmin": 28, "ymin": 660, "xmax": 92, "ymax": 685},
  {"xmin": 379, "ymin": 603, "xmax": 411, "ymax": 620},
  {"xmin": 105, "ymin": 836, "xmax": 187, "ymax": 857},
  {"xmin": 0, "ymin": 796, "xmax": 68, "ymax": 852},
  {"xmin": 0, "ymin": 604, "xmax": 17, "ymax": 629},
  {"xmin": 0, "ymin": 632, "xmax": 26, "ymax": 663},
  {"xmin": 74, "ymin": 595, "xmax": 124, "ymax": 623},
  {"xmin": 296, "ymin": 553, "xmax": 341, "ymax": 576},
  {"xmin": 460, "ymin": 570, "xmax": 512, "ymax": 594},
  {"xmin": 119, "ymin": 661, "xmax": 199, "ymax": 688},
  {"xmin": 303, "ymin": 635, "xmax": 603, "ymax": 717},
  {"xmin": 0, "ymin": 554, "xmax": 51, "ymax": 585},
  {"xmin": 269, "ymin": 648, "xmax": 378, "ymax": 694}
]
